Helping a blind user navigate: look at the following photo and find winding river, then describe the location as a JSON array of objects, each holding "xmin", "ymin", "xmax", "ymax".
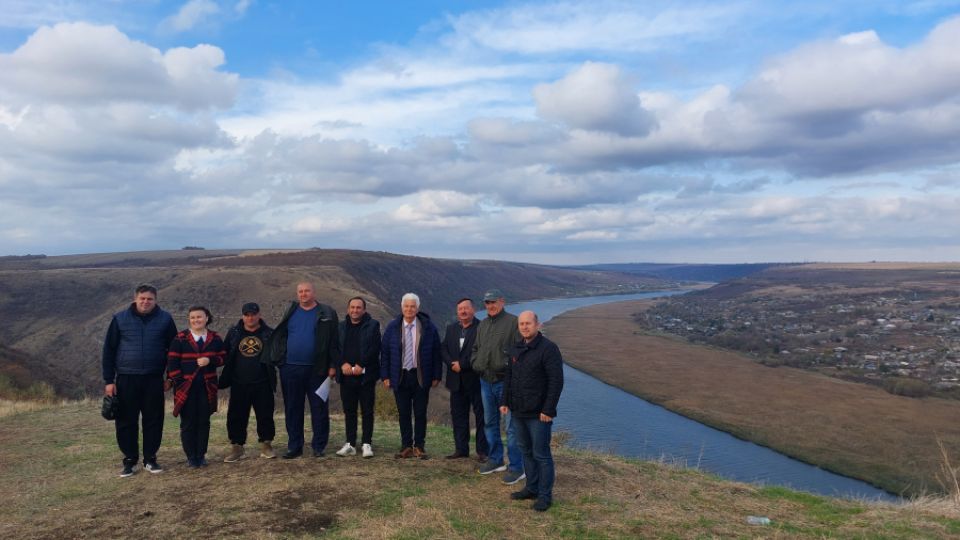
[{"xmin": 499, "ymin": 292, "xmax": 898, "ymax": 502}]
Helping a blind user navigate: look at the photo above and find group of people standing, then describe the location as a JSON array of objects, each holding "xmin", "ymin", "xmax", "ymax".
[{"xmin": 101, "ymin": 282, "xmax": 564, "ymax": 511}]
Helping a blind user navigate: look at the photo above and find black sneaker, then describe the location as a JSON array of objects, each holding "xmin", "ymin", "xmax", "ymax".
[
  {"xmin": 532, "ymin": 498, "xmax": 551, "ymax": 512},
  {"xmin": 511, "ymin": 489, "xmax": 538, "ymax": 500},
  {"xmin": 120, "ymin": 463, "xmax": 136, "ymax": 478},
  {"xmin": 312, "ymin": 449, "xmax": 325, "ymax": 458},
  {"xmin": 198, "ymin": 456, "xmax": 209, "ymax": 467},
  {"xmin": 282, "ymin": 450, "xmax": 303, "ymax": 459},
  {"xmin": 143, "ymin": 458, "xmax": 163, "ymax": 474}
]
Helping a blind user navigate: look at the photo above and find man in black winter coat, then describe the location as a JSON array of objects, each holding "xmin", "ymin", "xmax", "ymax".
[
  {"xmin": 501, "ymin": 310, "xmax": 564, "ymax": 512},
  {"xmin": 220, "ymin": 302, "xmax": 277, "ymax": 462},
  {"xmin": 334, "ymin": 296, "xmax": 381, "ymax": 459},
  {"xmin": 441, "ymin": 298, "xmax": 488, "ymax": 460}
]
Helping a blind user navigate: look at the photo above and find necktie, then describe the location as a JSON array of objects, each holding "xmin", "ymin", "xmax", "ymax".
[
  {"xmin": 404, "ymin": 324, "xmax": 415, "ymax": 368},
  {"xmin": 197, "ymin": 336, "xmax": 204, "ymax": 348}
]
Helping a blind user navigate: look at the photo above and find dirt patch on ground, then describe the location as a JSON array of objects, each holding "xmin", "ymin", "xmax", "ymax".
[{"xmin": 546, "ymin": 300, "xmax": 960, "ymax": 495}]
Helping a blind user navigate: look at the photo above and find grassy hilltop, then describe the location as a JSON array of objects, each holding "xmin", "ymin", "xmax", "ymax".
[{"xmin": 2, "ymin": 401, "xmax": 959, "ymax": 539}]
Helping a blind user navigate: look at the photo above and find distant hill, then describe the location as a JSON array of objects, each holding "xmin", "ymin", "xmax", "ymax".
[
  {"xmin": 572, "ymin": 262, "xmax": 794, "ymax": 283},
  {"xmin": 0, "ymin": 248, "xmax": 675, "ymax": 397}
]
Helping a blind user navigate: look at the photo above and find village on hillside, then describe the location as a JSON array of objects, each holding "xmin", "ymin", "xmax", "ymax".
[{"xmin": 640, "ymin": 289, "xmax": 960, "ymax": 398}]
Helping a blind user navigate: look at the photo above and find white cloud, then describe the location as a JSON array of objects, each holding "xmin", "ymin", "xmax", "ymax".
[
  {"xmin": 533, "ymin": 62, "xmax": 657, "ymax": 136},
  {"xmin": 446, "ymin": 1, "xmax": 740, "ymax": 54},
  {"xmin": 164, "ymin": 0, "xmax": 220, "ymax": 32},
  {"xmin": 0, "ymin": 22, "xmax": 237, "ymax": 110}
]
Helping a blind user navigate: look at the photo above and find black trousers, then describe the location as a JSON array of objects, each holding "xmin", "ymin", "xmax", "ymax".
[
  {"xmin": 450, "ymin": 383, "xmax": 488, "ymax": 456},
  {"xmin": 115, "ymin": 373, "xmax": 165, "ymax": 464},
  {"xmin": 180, "ymin": 378, "xmax": 211, "ymax": 460},
  {"xmin": 393, "ymin": 370, "xmax": 430, "ymax": 449},
  {"xmin": 340, "ymin": 379, "xmax": 375, "ymax": 446},
  {"xmin": 226, "ymin": 380, "xmax": 276, "ymax": 445}
]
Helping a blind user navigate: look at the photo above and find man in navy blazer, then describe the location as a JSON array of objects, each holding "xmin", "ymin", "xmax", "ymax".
[{"xmin": 380, "ymin": 293, "xmax": 442, "ymax": 459}]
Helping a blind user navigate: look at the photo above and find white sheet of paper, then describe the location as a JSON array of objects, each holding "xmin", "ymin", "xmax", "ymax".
[{"xmin": 315, "ymin": 376, "xmax": 331, "ymax": 402}]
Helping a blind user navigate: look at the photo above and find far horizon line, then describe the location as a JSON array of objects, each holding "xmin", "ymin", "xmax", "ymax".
[{"xmin": 4, "ymin": 247, "xmax": 959, "ymax": 267}]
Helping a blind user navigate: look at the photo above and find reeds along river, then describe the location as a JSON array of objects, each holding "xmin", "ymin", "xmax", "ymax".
[{"xmin": 495, "ymin": 292, "xmax": 898, "ymax": 502}]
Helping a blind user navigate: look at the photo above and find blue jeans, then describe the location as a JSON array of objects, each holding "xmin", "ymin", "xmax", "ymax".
[
  {"xmin": 514, "ymin": 416, "xmax": 555, "ymax": 502},
  {"xmin": 279, "ymin": 364, "xmax": 329, "ymax": 454},
  {"xmin": 480, "ymin": 379, "xmax": 522, "ymax": 472}
]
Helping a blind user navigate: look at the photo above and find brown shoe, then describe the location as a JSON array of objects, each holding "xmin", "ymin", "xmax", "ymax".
[
  {"xmin": 476, "ymin": 453, "xmax": 488, "ymax": 463},
  {"xmin": 224, "ymin": 444, "xmax": 245, "ymax": 463},
  {"xmin": 413, "ymin": 447, "xmax": 429, "ymax": 460},
  {"xmin": 259, "ymin": 441, "xmax": 276, "ymax": 459},
  {"xmin": 445, "ymin": 452, "xmax": 468, "ymax": 459},
  {"xmin": 394, "ymin": 447, "xmax": 415, "ymax": 459}
]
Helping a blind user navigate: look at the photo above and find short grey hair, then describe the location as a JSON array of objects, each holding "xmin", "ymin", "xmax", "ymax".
[{"xmin": 401, "ymin": 292, "xmax": 421, "ymax": 308}]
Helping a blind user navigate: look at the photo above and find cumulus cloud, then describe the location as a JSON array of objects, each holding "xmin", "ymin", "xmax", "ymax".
[
  {"xmin": 5, "ymin": 4, "xmax": 960, "ymax": 263},
  {"xmin": 0, "ymin": 22, "xmax": 237, "ymax": 110},
  {"xmin": 533, "ymin": 62, "xmax": 657, "ymax": 136}
]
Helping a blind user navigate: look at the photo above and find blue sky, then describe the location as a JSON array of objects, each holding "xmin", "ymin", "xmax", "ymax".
[{"xmin": 2, "ymin": 1, "xmax": 960, "ymax": 263}]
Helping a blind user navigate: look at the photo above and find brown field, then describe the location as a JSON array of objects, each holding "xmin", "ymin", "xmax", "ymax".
[
  {"xmin": 546, "ymin": 300, "xmax": 960, "ymax": 496},
  {"xmin": 2, "ymin": 401, "xmax": 959, "ymax": 539}
]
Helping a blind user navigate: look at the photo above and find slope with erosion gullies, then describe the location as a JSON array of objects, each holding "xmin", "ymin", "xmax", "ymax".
[
  {"xmin": 0, "ymin": 249, "xmax": 671, "ymax": 397},
  {"xmin": 0, "ymin": 265, "xmax": 380, "ymax": 397},
  {"xmin": 205, "ymin": 248, "xmax": 672, "ymax": 313}
]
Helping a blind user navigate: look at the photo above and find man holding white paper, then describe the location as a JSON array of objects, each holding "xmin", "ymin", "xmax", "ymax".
[{"xmin": 262, "ymin": 282, "xmax": 340, "ymax": 459}]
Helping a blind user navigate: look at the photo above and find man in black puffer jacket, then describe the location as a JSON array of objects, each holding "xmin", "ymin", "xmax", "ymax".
[{"xmin": 501, "ymin": 310, "xmax": 564, "ymax": 512}]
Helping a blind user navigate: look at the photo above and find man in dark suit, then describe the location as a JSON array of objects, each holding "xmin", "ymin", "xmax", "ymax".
[{"xmin": 441, "ymin": 298, "xmax": 488, "ymax": 461}]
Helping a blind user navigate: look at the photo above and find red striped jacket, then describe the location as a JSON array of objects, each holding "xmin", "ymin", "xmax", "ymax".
[{"xmin": 167, "ymin": 330, "xmax": 226, "ymax": 417}]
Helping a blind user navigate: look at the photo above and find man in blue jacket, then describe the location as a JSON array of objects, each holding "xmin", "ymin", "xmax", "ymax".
[
  {"xmin": 380, "ymin": 293, "xmax": 442, "ymax": 459},
  {"xmin": 262, "ymin": 282, "xmax": 340, "ymax": 459},
  {"xmin": 102, "ymin": 284, "xmax": 177, "ymax": 477}
]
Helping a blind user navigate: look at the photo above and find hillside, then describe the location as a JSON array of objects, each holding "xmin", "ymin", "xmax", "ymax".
[
  {"xmin": 2, "ymin": 401, "xmax": 957, "ymax": 539},
  {"xmin": 572, "ymin": 262, "xmax": 794, "ymax": 283},
  {"xmin": 636, "ymin": 263, "xmax": 960, "ymax": 398},
  {"xmin": 0, "ymin": 248, "xmax": 672, "ymax": 397}
]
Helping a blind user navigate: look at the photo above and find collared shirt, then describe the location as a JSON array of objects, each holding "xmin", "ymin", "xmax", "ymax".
[{"xmin": 402, "ymin": 319, "xmax": 418, "ymax": 370}]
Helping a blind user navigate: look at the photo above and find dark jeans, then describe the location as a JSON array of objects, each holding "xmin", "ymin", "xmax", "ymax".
[
  {"xmin": 226, "ymin": 380, "xmax": 276, "ymax": 445},
  {"xmin": 279, "ymin": 364, "xmax": 329, "ymax": 453},
  {"xmin": 340, "ymin": 379, "xmax": 375, "ymax": 446},
  {"xmin": 450, "ymin": 383, "xmax": 488, "ymax": 456},
  {"xmin": 114, "ymin": 373, "xmax": 165, "ymax": 465},
  {"xmin": 179, "ymin": 377, "xmax": 211, "ymax": 460},
  {"xmin": 393, "ymin": 370, "xmax": 430, "ymax": 449},
  {"xmin": 514, "ymin": 416, "xmax": 555, "ymax": 503}
]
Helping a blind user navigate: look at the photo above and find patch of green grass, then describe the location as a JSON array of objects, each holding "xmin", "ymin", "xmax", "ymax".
[
  {"xmin": 391, "ymin": 526, "xmax": 440, "ymax": 540},
  {"xmin": 447, "ymin": 512, "xmax": 503, "ymax": 538},
  {"xmin": 372, "ymin": 485, "xmax": 428, "ymax": 516},
  {"xmin": 758, "ymin": 485, "xmax": 865, "ymax": 525},
  {"xmin": 933, "ymin": 516, "xmax": 960, "ymax": 535}
]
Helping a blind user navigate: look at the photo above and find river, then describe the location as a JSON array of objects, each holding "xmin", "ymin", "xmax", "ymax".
[{"xmin": 499, "ymin": 291, "xmax": 898, "ymax": 502}]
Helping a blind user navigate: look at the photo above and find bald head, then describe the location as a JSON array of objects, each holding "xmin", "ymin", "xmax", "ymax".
[
  {"xmin": 297, "ymin": 281, "xmax": 317, "ymax": 308},
  {"xmin": 518, "ymin": 310, "xmax": 540, "ymax": 341}
]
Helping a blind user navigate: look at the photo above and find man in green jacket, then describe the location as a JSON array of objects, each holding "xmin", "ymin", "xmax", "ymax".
[{"xmin": 471, "ymin": 289, "xmax": 524, "ymax": 484}]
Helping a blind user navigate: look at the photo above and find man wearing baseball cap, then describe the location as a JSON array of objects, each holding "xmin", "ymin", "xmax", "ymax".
[{"xmin": 220, "ymin": 302, "xmax": 277, "ymax": 461}]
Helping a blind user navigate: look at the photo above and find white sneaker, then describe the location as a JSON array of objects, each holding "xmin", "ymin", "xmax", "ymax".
[
  {"xmin": 336, "ymin": 443, "xmax": 356, "ymax": 457},
  {"xmin": 361, "ymin": 443, "xmax": 374, "ymax": 458}
]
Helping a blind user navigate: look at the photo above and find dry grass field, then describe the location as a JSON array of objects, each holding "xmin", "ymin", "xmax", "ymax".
[
  {"xmin": 546, "ymin": 300, "xmax": 960, "ymax": 497},
  {"xmin": 3, "ymin": 401, "xmax": 959, "ymax": 539}
]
